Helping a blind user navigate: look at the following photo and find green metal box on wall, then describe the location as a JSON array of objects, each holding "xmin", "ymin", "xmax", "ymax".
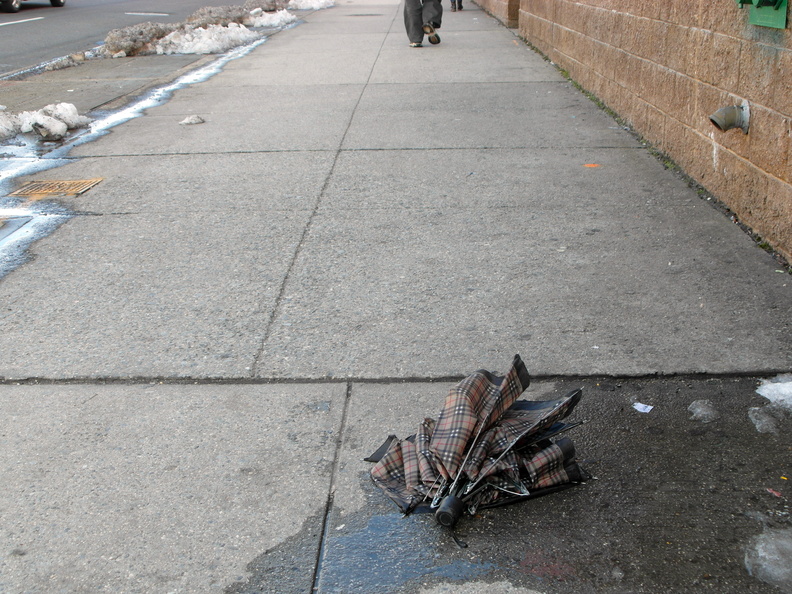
[{"xmin": 746, "ymin": 0, "xmax": 787, "ymax": 29}]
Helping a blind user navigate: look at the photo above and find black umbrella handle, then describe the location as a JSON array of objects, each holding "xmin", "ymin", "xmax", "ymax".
[{"xmin": 435, "ymin": 495, "xmax": 465, "ymax": 527}]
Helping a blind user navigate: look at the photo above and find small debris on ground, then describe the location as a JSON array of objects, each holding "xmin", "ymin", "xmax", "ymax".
[
  {"xmin": 688, "ymin": 399, "xmax": 720, "ymax": 423},
  {"xmin": 179, "ymin": 115, "xmax": 205, "ymax": 125}
]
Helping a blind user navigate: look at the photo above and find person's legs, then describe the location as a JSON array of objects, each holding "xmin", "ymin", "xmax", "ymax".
[
  {"xmin": 404, "ymin": 0, "xmax": 425, "ymax": 44},
  {"xmin": 422, "ymin": 0, "xmax": 442, "ymax": 29}
]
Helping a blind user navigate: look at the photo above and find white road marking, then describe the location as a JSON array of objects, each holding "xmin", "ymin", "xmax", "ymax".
[
  {"xmin": 124, "ymin": 12, "xmax": 170, "ymax": 16},
  {"xmin": 0, "ymin": 17, "xmax": 45, "ymax": 27}
]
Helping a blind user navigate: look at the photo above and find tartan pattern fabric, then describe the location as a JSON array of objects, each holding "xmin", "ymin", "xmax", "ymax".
[
  {"xmin": 463, "ymin": 393, "xmax": 581, "ymax": 481},
  {"xmin": 415, "ymin": 418, "xmax": 439, "ymax": 491},
  {"xmin": 369, "ymin": 355, "xmax": 583, "ymax": 515},
  {"xmin": 524, "ymin": 441, "xmax": 570, "ymax": 489},
  {"xmin": 428, "ymin": 354, "xmax": 530, "ymax": 479},
  {"xmin": 370, "ymin": 438, "xmax": 416, "ymax": 512}
]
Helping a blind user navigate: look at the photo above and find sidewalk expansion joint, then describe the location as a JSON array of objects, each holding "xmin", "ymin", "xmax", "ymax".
[
  {"xmin": 311, "ymin": 382, "xmax": 353, "ymax": 591},
  {"xmin": 0, "ymin": 370, "xmax": 785, "ymax": 386},
  {"xmin": 250, "ymin": 39, "xmax": 385, "ymax": 377}
]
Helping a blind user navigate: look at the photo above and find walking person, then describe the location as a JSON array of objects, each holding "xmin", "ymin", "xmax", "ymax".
[
  {"xmin": 450, "ymin": 0, "xmax": 462, "ymax": 10},
  {"xmin": 404, "ymin": 0, "xmax": 442, "ymax": 47}
]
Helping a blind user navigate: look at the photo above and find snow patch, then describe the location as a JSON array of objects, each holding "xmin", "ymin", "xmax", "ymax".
[
  {"xmin": 748, "ymin": 405, "xmax": 786, "ymax": 434},
  {"xmin": 155, "ymin": 23, "xmax": 260, "ymax": 55},
  {"xmin": 247, "ymin": 9, "xmax": 298, "ymax": 27},
  {"xmin": 757, "ymin": 374, "xmax": 792, "ymax": 410},
  {"xmin": 749, "ymin": 375, "xmax": 792, "ymax": 434},
  {"xmin": 288, "ymin": 0, "xmax": 334, "ymax": 9},
  {"xmin": 102, "ymin": 3, "xmax": 307, "ymax": 57},
  {"xmin": 745, "ymin": 527, "xmax": 792, "ymax": 593},
  {"xmin": 0, "ymin": 103, "xmax": 91, "ymax": 142}
]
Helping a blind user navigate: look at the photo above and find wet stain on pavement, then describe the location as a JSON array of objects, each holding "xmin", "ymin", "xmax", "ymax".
[
  {"xmin": 316, "ymin": 513, "xmax": 494, "ymax": 592},
  {"xmin": 224, "ymin": 511, "xmax": 324, "ymax": 594}
]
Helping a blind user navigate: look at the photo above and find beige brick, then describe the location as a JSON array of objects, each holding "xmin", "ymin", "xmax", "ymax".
[
  {"xmin": 670, "ymin": 72, "xmax": 697, "ymax": 127},
  {"xmin": 519, "ymin": 14, "xmax": 552, "ymax": 49},
  {"xmin": 737, "ymin": 42, "xmax": 778, "ymax": 106},
  {"xmin": 640, "ymin": 62, "xmax": 680, "ymax": 113},
  {"xmin": 593, "ymin": 39, "xmax": 620, "ymax": 81},
  {"xmin": 554, "ymin": 25, "xmax": 577, "ymax": 57},
  {"xmin": 636, "ymin": 100, "xmax": 663, "ymax": 146},
  {"xmin": 698, "ymin": 0, "xmax": 750, "ymax": 37},
  {"xmin": 584, "ymin": 68, "xmax": 611, "ymax": 104},
  {"xmin": 688, "ymin": 28, "xmax": 711, "ymax": 82},
  {"xmin": 709, "ymin": 33, "xmax": 743, "ymax": 92},
  {"xmin": 631, "ymin": 0, "xmax": 659, "ymax": 20},
  {"xmin": 633, "ymin": 17, "xmax": 665, "ymax": 63},
  {"xmin": 556, "ymin": 0, "xmax": 585, "ymax": 33},
  {"xmin": 748, "ymin": 108, "xmax": 791, "ymax": 183},
  {"xmin": 773, "ymin": 49, "xmax": 792, "ymax": 117},
  {"xmin": 695, "ymin": 84, "xmax": 732, "ymax": 136},
  {"xmin": 763, "ymin": 178, "xmax": 792, "ymax": 261},
  {"xmin": 524, "ymin": 0, "xmax": 554, "ymax": 21},
  {"xmin": 718, "ymin": 151, "xmax": 770, "ymax": 219},
  {"xmin": 694, "ymin": 30, "xmax": 719, "ymax": 87},
  {"xmin": 664, "ymin": 24, "xmax": 695, "ymax": 75},
  {"xmin": 608, "ymin": 47, "xmax": 630, "ymax": 87},
  {"xmin": 619, "ymin": 13, "xmax": 641, "ymax": 56},
  {"xmin": 606, "ymin": 82, "xmax": 633, "ymax": 119},
  {"xmin": 668, "ymin": 124, "xmax": 711, "ymax": 183},
  {"xmin": 617, "ymin": 53, "xmax": 642, "ymax": 97}
]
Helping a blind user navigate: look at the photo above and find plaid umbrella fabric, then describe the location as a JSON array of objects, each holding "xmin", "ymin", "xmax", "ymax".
[
  {"xmin": 369, "ymin": 355, "xmax": 585, "ymax": 517},
  {"xmin": 427, "ymin": 354, "xmax": 531, "ymax": 480}
]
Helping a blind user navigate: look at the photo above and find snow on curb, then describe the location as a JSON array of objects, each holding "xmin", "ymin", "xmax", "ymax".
[
  {"xmin": 0, "ymin": 103, "xmax": 91, "ymax": 142},
  {"xmin": 103, "ymin": 1, "xmax": 330, "ymax": 58}
]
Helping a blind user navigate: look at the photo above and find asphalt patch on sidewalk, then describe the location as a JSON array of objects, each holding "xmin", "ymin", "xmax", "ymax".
[{"xmin": 305, "ymin": 377, "xmax": 790, "ymax": 593}]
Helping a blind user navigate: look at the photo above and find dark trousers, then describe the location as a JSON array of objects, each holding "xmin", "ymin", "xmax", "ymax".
[{"xmin": 404, "ymin": 0, "xmax": 443, "ymax": 44}]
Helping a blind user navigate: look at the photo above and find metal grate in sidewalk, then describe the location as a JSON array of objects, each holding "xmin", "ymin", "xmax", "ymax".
[{"xmin": 8, "ymin": 178, "xmax": 103, "ymax": 197}]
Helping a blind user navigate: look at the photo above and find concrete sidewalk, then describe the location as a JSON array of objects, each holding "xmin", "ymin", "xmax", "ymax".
[{"xmin": 0, "ymin": 0, "xmax": 790, "ymax": 592}]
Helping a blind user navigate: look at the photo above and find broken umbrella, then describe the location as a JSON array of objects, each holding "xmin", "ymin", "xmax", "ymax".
[{"xmin": 367, "ymin": 355, "xmax": 587, "ymax": 530}]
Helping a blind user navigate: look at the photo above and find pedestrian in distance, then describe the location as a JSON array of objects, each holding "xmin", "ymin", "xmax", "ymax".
[
  {"xmin": 404, "ymin": 0, "xmax": 442, "ymax": 47},
  {"xmin": 450, "ymin": 0, "xmax": 462, "ymax": 11}
]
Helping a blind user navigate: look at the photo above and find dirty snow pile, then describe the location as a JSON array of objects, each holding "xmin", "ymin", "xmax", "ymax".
[
  {"xmin": 103, "ymin": 0, "xmax": 332, "ymax": 58},
  {"xmin": 756, "ymin": 374, "xmax": 792, "ymax": 409},
  {"xmin": 0, "ymin": 103, "xmax": 91, "ymax": 142},
  {"xmin": 749, "ymin": 374, "xmax": 792, "ymax": 435},
  {"xmin": 287, "ymin": 0, "xmax": 334, "ymax": 8},
  {"xmin": 154, "ymin": 22, "xmax": 260, "ymax": 55}
]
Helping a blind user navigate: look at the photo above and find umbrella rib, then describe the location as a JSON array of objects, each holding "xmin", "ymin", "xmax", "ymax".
[{"xmin": 462, "ymin": 401, "xmax": 565, "ymax": 496}]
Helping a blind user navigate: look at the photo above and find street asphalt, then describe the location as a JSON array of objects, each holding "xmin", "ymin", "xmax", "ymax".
[{"xmin": 0, "ymin": 0, "xmax": 790, "ymax": 592}]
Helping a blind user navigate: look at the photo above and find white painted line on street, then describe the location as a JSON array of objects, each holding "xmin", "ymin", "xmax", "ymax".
[
  {"xmin": 0, "ymin": 17, "xmax": 45, "ymax": 27},
  {"xmin": 124, "ymin": 12, "xmax": 170, "ymax": 16}
]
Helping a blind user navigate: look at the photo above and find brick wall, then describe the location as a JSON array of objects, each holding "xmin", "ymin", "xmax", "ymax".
[
  {"xmin": 477, "ymin": 0, "xmax": 519, "ymax": 27},
  {"xmin": 511, "ymin": 0, "xmax": 792, "ymax": 262}
]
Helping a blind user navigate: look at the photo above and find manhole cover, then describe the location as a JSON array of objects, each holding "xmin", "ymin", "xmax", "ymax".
[{"xmin": 9, "ymin": 178, "xmax": 103, "ymax": 197}]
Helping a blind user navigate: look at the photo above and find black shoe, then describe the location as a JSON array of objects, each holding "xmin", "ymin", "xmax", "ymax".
[
  {"xmin": 451, "ymin": 1, "xmax": 457, "ymax": 10},
  {"xmin": 423, "ymin": 23, "xmax": 440, "ymax": 44}
]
